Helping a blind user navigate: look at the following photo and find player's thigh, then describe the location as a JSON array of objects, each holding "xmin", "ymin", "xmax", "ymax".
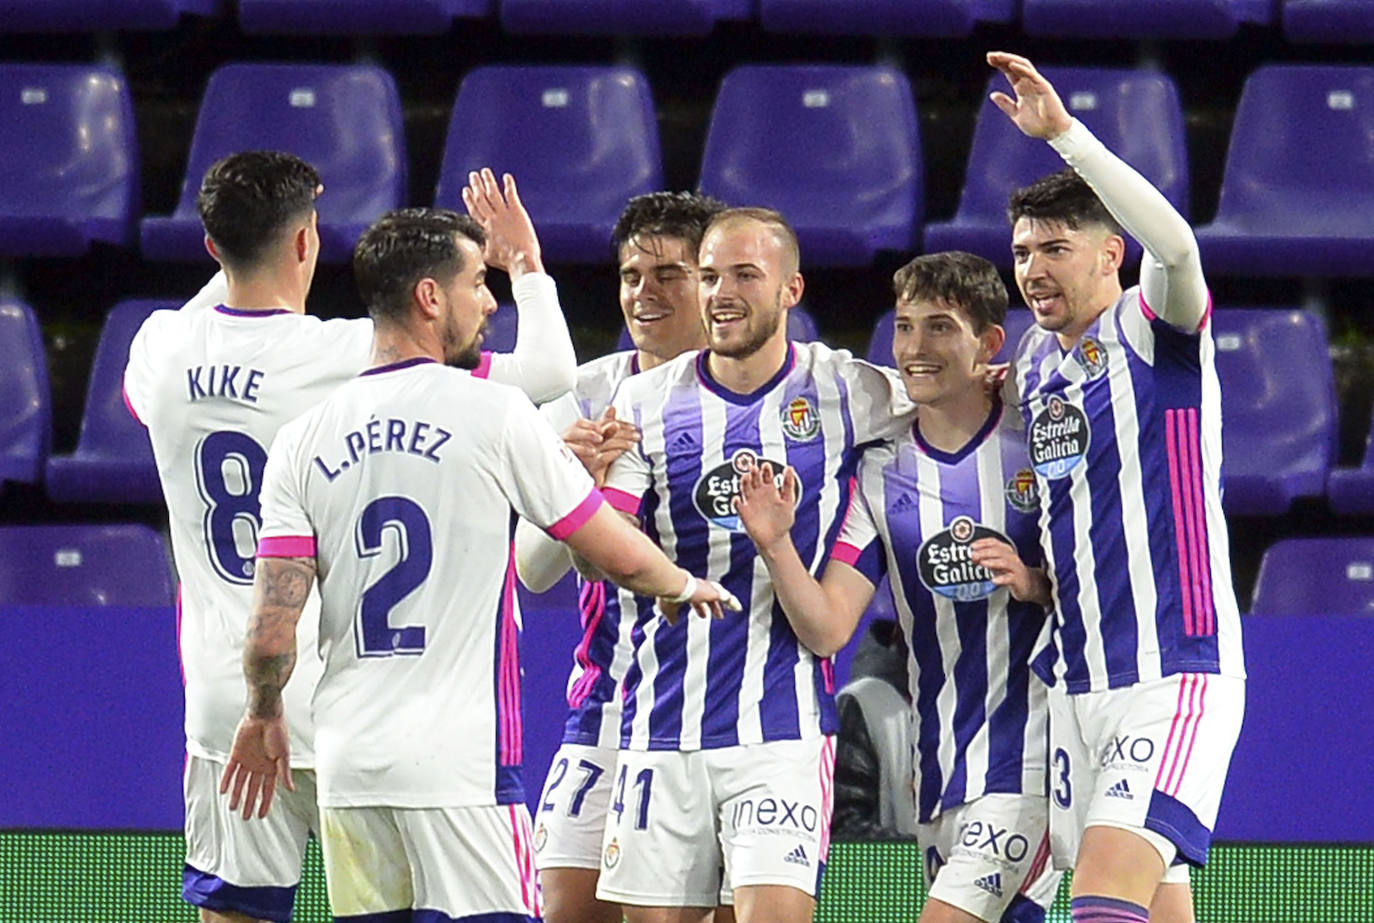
[
  {"xmin": 322, "ymin": 803, "xmax": 541, "ymax": 920},
  {"xmin": 1045, "ymin": 683, "xmax": 1093, "ymax": 874},
  {"xmin": 713, "ymin": 737, "xmax": 833, "ymax": 901},
  {"xmin": 535, "ymin": 743, "xmax": 619, "ymax": 872},
  {"xmin": 542, "ymin": 867, "xmax": 622, "ymax": 923},
  {"xmin": 597, "ymin": 748, "xmax": 723, "ymax": 908},
  {"xmin": 182, "ymin": 755, "xmax": 316, "ymax": 923},
  {"xmin": 731, "ymin": 883, "xmax": 815, "ymax": 923},
  {"xmin": 1077, "ymin": 675, "xmax": 1245, "ymax": 872},
  {"xmin": 920, "ymin": 795, "xmax": 1060, "ymax": 923},
  {"xmin": 1149, "ymin": 879, "xmax": 1196, "ymax": 923}
]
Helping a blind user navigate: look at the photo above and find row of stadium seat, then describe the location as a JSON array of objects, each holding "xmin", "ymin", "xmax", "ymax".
[
  {"xmin": 4, "ymin": 60, "xmax": 1374, "ymax": 273},
  {"xmin": 0, "ymin": 0, "xmax": 1369, "ymax": 42},
  {"xmin": 1, "ymin": 296, "xmax": 1371, "ymax": 517},
  {"xmin": 4, "ymin": 521, "xmax": 1370, "ymax": 618}
]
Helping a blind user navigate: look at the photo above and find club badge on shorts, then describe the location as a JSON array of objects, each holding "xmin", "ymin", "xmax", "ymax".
[{"xmin": 603, "ymin": 837, "xmax": 621, "ymax": 869}]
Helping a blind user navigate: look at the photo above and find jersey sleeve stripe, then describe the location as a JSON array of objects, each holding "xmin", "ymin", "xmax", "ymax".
[
  {"xmin": 545, "ymin": 489, "xmax": 605, "ymax": 540},
  {"xmin": 830, "ymin": 541, "xmax": 864, "ymax": 567},
  {"xmin": 601, "ymin": 486, "xmax": 642, "ymax": 516},
  {"xmin": 471, "ymin": 351, "xmax": 493, "ymax": 379},
  {"xmin": 121, "ymin": 380, "xmax": 144, "ymax": 426},
  {"xmin": 256, "ymin": 535, "xmax": 316, "ymax": 558}
]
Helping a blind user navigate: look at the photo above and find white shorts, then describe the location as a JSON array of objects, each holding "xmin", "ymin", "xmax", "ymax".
[
  {"xmin": 182, "ymin": 754, "xmax": 319, "ymax": 923},
  {"xmin": 597, "ymin": 737, "xmax": 834, "ymax": 908},
  {"xmin": 918, "ymin": 794, "xmax": 1062, "ymax": 923},
  {"xmin": 1048, "ymin": 673, "xmax": 1245, "ymax": 872},
  {"xmin": 320, "ymin": 803, "xmax": 541, "ymax": 920},
  {"xmin": 534, "ymin": 742, "xmax": 618, "ymax": 871}
]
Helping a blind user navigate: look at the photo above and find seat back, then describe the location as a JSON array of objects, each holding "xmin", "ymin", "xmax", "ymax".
[
  {"xmin": 437, "ymin": 66, "xmax": 663, "ymax": 263},
  {"xmin": 0, "ymin": 300, "xmax": 50, "ymax": 485},
  {"xmin": 760, "ymin": 0, "xmax": 1014, "ymax": 36},
  {"xmin": 0, "ymin": 63, "xmax": 137, "ymax": 255},
  {"xmin": 160, "ymin": 63, "xmax": 405, "ymax": 251},
  {"xmin": 1251, "ymin": 537, "xmax": 1374, "ymax": 616},
  {"xmin": 698, "ymin": 65, "xmax": 920, "ymax": 266},
  {"xmin": 76, "ymin": 300, "xmax": 168, "ymax": 466},
  {"xmin": 1212, "ymin": 308, "xmax": 1336, "ymax": 491},
  {"xmin": 0, "ymin": 524, "xmax": 174, "ymax": 607},
  {"xmin": 1210, "ymin": 65, "xmax": 1374, "ymax": 236},
  {"xmin": 1284, "ymin": 0, "xmax": 1374, "ymax": 43},
  {"xmin": 0, "ymin": 0, "xmax": 218, "ymax": 31},
  {"xmin": 1023, "ymin": 0, "xmax": 1268, "ymax": 39},
  {"xmin": 240, "ymin": 0, "xmax": 483, "ymax": 34},
  {"xmin": 500, "ymin": 0, "xmax": 717, "ymax": 34}
]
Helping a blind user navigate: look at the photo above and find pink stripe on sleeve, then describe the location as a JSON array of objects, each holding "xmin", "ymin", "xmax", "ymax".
[
  {"xmin": 546, "ymin": 489, "xmax": 605, "ymax": 540},
  {"xmin": 471, "ymin": 351, "xmax": 493, "ymax": 379},
  {"xmin": 121, "ymin": 382, "xmax": 145, "ymax": 427},
  {"xmin": 602, "ymin": 486, "xmax": 642, "ymax": 516},
  {"xmin": 1138, "ymin": 290, "xmax": 1157, "ymax": 322},
  {"xmin": 1140, "ymin": 289, "xmax": 1213, "ymax": 331},
  {"xmin": 257, "ymin": 535, "xmax": 316, "ymax": 558},
  {"xmin": 830, "ymin": 541, "xmax": 864, "ymax": 568}
]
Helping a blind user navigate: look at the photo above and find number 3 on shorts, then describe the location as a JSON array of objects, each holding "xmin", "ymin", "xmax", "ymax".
[{"xmin": 1052, "ymin": 747, "xmax": 1072, "ymax": 808}]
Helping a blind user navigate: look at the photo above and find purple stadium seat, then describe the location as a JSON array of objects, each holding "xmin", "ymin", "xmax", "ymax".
[
  {"xmin": 698, "ymin": 65, "xmax": 921, "ymax": 268},
  {"xmin": 1213, "ymin": 308, "xmax": 1336, "ymax": 515},
  {"xmin": 865, "ymin": 306, "xmax": 1033, "ymax": 368},
  {"xmin": 924, "ymin": 67, "xmax": 1188, "ymax": 270},
  {"xmin": 1284, "ymin": 0, "xmax": 1374, "ymax": 43},
  {"xmin": 1250, "ymin": 538, "xmax": 1374, "ymax": 616},
  {"xmin": 500, "ymin": 0, "xmax": 734, "ymax": 35},
  {"xmin": 760, "ymin": 0, "xmax": 1013, "ymax": 36},
  {"xmin": 436, "ymin": 66, "xmax": 663, "ymax": 264},
  {"xmin": 0, "ymin": 0, "xmax": 219, "ymax": 31},
  {"xmin": 0, "ymin": 524, "xmax": 174, "ymax": 607},
  {"xmin": 0, "ymin": 64, "xmax": 138, "ymax": 256},
  {"xmin": 614, "ymin": 304, "xmax": 820, "ymax": 352},
  {"xmin": 0, "ymin": 300, "xmax": 50, "ymax": 487},
  {"xmin": 240, "ymin": 0, "xmax": 487, "ymax": 35},
  {"xmin": 1022, "ymin": 0, "xmax": 1271, "ymax": 39},
  {"xmin": 44, "ymin": 300, "xmax": 169, "ymax": 504},
  {"xmin": 1195, "ymin": 66, "xmax": 1374, "ymax": 277},
  {"xmin": 141, "ymin": 63, "xmax": 406, "ymax": 264},
  {"xmin": 1327, "ymin": 406, "xmax": 1374, "ymax": 515}
]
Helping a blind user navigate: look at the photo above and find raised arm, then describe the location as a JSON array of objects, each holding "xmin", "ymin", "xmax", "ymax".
[
  {"xmin": 988, "ymin": 51, "xmax": 1208, "ymax": 332},
  {"xmin": 220, "ymin": 554, "xmax": 316, "ymax": 820},
  {"xmin": 734, "ymin": 462, "xmax": 874, "ymax": 657},
  {"xmin": 463, "ymin": 168, "xmax": 577, "ymax": 401}
]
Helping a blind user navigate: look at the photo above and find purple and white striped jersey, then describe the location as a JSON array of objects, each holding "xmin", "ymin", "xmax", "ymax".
[
  {"xmin": 539, "ymin": 349, "xmax": 641, "ymax": 748},
  {"xmin": 603, "ymin": 341, "xmax": 914, "ymax": 751},
  {"xmin": 832, "ymin": 406, "xmax": 1049, "ymax": 823},
  {"xmin": 1013, "ymin": 287, "xmax": 1245, "ymax": 694}
]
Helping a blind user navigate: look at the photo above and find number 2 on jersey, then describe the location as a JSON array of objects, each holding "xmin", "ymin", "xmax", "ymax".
[
  {"xmin": 355, "ymin": 496, "xmax": 432, "ymax": 657},
  {"xmin": 195, "ymin": 431, "xmax": 268, "ymax": 585}
]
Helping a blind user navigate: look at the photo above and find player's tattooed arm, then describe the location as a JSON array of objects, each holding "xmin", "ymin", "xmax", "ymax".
[{"xmin": 243, "ymin": 555, "xmax": 316, "ymax": 718}]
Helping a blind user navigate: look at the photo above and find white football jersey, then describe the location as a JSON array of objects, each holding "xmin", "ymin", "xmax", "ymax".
[
  {"xmin": 257, "ymin": 359, "xmax": 600, "ymax": 809},
  {"xmin": 125, "ymin": 302, "xmax": 373, "ymax": 766}
]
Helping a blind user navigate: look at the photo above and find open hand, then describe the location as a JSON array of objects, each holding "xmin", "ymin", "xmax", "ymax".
[
  {"xmin": 461, "ymin": 168, "xmax": 543, "ymax": 279},
  {"xmin": 219, "ymin": 714, "xmax": 294, "ymax": 820},
  {"xmin": 733, "ymin": 461, "xmax": 798, "ymax": 554},
  {"xmin": 987, "ymin": 51, "xmax": 1073, "ymax": 141}
]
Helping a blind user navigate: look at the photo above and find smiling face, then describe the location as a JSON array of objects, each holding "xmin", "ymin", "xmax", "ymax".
[
  {"xmin": 618, "ymin": 233, "xmax": 706, "ymax": 367},
  {"xmin": 892, "ymin": 296, "xmax": 1002, "ymax": 407},
  {"xmin": 1012, "ymin": 216, "xmax": 1123, "ymax": 341},
  {"xmin": 437, "ymin": 235, "xmax": 497, "ymax": 369},
  {"xmin": 697, "ymin": 218, "xmax": 800, "ymax": 360}
]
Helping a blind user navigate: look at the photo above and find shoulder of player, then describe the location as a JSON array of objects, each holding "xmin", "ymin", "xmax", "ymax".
[
  {"xmin": 574, "ymin": 349, "xmax": 637, "ymax": 392},
  {"xmin": 612, "ymin": 348, "xmax": 697, "ymax": 402}
]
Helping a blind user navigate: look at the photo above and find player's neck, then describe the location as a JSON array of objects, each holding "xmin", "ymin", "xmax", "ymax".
[
  {"xmin": 705, "ymin": 334, "xmax": 790, "ymax": 395},
  {"xmin": 915, "ymin": 388, "xmax": 995, "ymax": 455},
  {"xmin": 223, "ymin": 266, "xmax": 307, "ymax": 315},
  {"xmin": 370, "ymin": 324, "xmax": 439, "ymax": 369}
]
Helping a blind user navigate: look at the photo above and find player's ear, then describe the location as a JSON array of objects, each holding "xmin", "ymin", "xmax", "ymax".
[
  {"xmin": 1101, "ymin": 233, "xmax": 1125, "ymax": 275},
  {"xmin": 412, "ymin": 277, "xmax": 441, "ymax": 320},
  {"xmin": 978, "ymin": 323, "xmax": 1006, "ymax": 364},
  {"xmin": 203, "ymin": 234, "xmax": 221, "ymax": 264},
  {"xmin": 782, "ymin": 271, "xmax": 804, "ymax": 310},
  {"xmin": 294, "ymin": 224, "xmax": 311, "ymax": 263}
]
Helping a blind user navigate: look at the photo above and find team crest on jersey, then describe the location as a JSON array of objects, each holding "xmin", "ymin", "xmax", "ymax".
[
  {"xmin": 1029, "ymin": 395, "xmax": 1090, "ymax": 480},
  {"xmin": 603, "ymin": 837, "xmax": 621, "ymax": 869},
  {"xmin": 916, "ymin": 515, "xmax": 1009, "ymax": 601},
  {"xmin": 780, "ymin": 396, "xmax": 820, "ymax": 441},
  {"xmin": 1004, "ymin": 468, "xmax": 1039, "ymax": 513},
  {"xmin": 692, "ymin": 448, "xmax": 801, "ymax": 532},
  {"xmin": 533, "ymin": 823, "xmax": 548, "ymax": 853},
  {"xmin": 1075, "ymin": 336, "xmax": 1109, "ymax": 379}
]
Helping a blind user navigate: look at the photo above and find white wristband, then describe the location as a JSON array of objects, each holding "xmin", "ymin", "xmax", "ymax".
[{"xmin": 669, "ymin": 574, "xmax": 696, "ymax": 603}]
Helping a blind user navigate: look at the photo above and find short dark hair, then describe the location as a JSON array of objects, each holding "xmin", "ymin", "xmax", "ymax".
[
  {"xmin": 611, "ymin": 191, "xmax": 727, "ymax": 260},
  {"xmin": 353, "ymin": 208, "xmax": 486, "ymax": 324},
  {"xmin": 702, "ymin": 207, "xmax": 801, "ymax": 275},
  {"xmin": 196, "ymin": 151, "xmax": 321, "ymax": 269},
  {"xmin": 892, "ymin": 251, "xmax": 1008, "ymax": 332},
  {"xmin": 1007, "ymin": 167, "xmax": 1122, "ymax": 237}
]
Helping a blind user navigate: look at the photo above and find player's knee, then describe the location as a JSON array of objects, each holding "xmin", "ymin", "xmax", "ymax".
[
  {"xmin": 1073, "ymin": 826, "xmax": 1166, "ymax": 906},
  {"xmin": 200, "ymin": 909, "xmax": 270, "ymax": 923}
]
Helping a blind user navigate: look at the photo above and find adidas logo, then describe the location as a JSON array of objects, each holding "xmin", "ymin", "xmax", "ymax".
[
  {"xmin": 973, "ymin": 872, "xmax": 1003, "ymax": 898},
  {"xmin": 888, "ymin": 492, "xmax": 918, "ymax": 515},
  {"xmin": 670, "ymin": 430, "xmax": 697, "ymax": 452},
  {"xmin": 1106, "ymin": 778, "xmax": 1133, "ymax": 800},
  {"xmin": 783, "ymin": 844, "xmax": 809, "ymax": 867}
]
